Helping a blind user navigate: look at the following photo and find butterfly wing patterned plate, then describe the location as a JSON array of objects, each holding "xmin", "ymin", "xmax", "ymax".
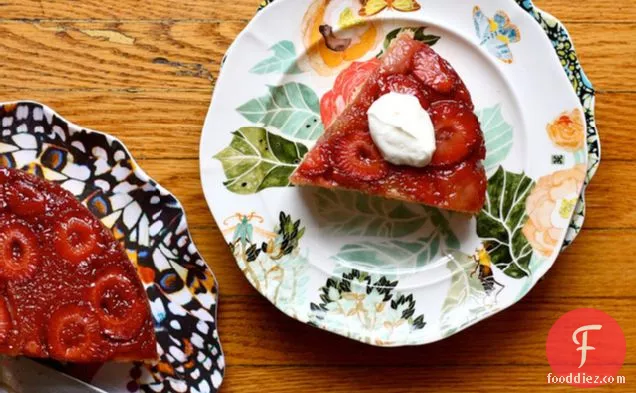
[
  {"xmin": 0, "ymin": 102, "xmax": 224, "ymax": 392},
  {"xmin": 200, "ymin": 0, "xmax": 599, "ymax": 346}
]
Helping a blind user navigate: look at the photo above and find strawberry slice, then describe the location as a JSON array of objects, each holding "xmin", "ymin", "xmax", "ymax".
[
  {"xmin": 0, "ymin": 222, "xmax": 40, "ymax": 281},
  {"xmin": 332, "ymin": 132, "xmax": 389, "ymax": 183},
  {"xmin": 320, "ymin": 59, "xmax": 381, "ymax": 128},
  {"xmin": 413, "ymin": 46, "xmax": 458, "ymax": 94},
  {"xmin": 429, "ymin": 101, "xmax": 482, "ymax": 167},
  {"xmin": 296, "ymin": 144, "xmax": 329, "ymax": 177},
  {"xmin": 0, "ymin": 168, "xmax": 9, "ymax": 185},
  {"xmin": 54, "ymin": 216, "xmax": 99, "ymax": 264},
  {"xmin": 7, "ymin": 180, "xmax": 47, "ymax": 217},
  {"xmin": 0, "ymin": 297, "xmax": 12, "ymax": 345},
  {"xmin": 47, "ymin": 304, "xmax": 108, "ymax": 362},
  {"xmin": 435, "ymin": 160, "xmax": 487, "ymax": 213},
  {"xmin": 387, "ymin": 167, "xmax": 439, "ymax": 204},
  {"xmin": 451, "ymin": 82, "xmax": 474, "ymax": 110},
  {"xmin": 381, "ymin": 35, "xmax": 423, "ymax": 75},
  {"xmin": 378, "ymin": 74, "xmax": 431, "ymax": 110},
  {"xmin": 90, "ymin": 268, "xmax": 149, "ymax": 341}
]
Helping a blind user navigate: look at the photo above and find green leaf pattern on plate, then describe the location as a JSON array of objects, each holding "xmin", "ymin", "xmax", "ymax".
[
  {"xmin": 476, "ymin": 166, "xmax": 535, "ymax": 278},
  {"xmin": 439, "ymin": 253, "xmax": 497, "ymax": 337},
  {"xmin": 317, "ymin": 189, "xmax": 460, "ymax": 270},
  {"xmin": 236, "ymin": 82, "xmax": 324, "ymax": 140},
  {"xmin": 246, "ymin": 253, "xmax": 311, "ymax": 318},
  {"xmin": 213, "ymin": 127, "xmax": 307, "ymax": 194},
  {"xmin": 377, "ymin": 26, "xmax": 441, "ymax": 56},
  {"xmin": 250, "ymin": 40, "xmax": 302, "ymax": 75},
  {"xmin": 332, "ymin": 237, "xmax": 441, "ymax": 273},
  {"xmin": 385, "ymin": 26, "xmax": 441, "ymax": 48},
  {"xmin": 514, "ymin": 253, "xmax": 546, "ymax": 302},
  {"xmin": 427, "ymin": 207, "xmax": 461, "ymax": 250},
  {"xmin": 228, "ymin": 212, "xmax": 310, "ymax": 318},
  {"xmin": 313, "ymin": 189, "xmax": 428, "ymax": 238},
  {"xmin": 309, "ymin": 269, "xmax": 426, "ymax": 345},
  {"xmin": 477, "ymin": 104, "xmax": 514, "ymax": 171},
  {"xmin": 332, "ymin": 215, "xmax": 460, "ymax": 272}
]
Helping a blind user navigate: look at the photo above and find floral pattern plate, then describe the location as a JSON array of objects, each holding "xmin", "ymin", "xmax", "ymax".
[
  {"xmin": 200, "ymin": 0, "xmax": 600, "ymax": 346},
  {"xmin": 0, "ymin": 102, "xmax": 224, "ymax": 392}
]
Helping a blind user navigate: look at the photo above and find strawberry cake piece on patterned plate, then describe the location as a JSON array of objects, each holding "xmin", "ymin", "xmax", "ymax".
[
  {"xmin": 291, "ymin": 33, "xmax": 487, "ymax": 214},
  {"xmin": 0, "ymin": 167, "xmax": 157, "ymax": 362}
]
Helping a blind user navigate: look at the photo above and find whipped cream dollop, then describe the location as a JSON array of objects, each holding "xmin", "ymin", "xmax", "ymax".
[{"xmin": 367, "ymin": 92, "xmax": 436, "ymax": 167}]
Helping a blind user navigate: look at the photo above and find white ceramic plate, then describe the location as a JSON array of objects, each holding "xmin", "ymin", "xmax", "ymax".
[{"xmin": 200, "ymin": 0, "xmax": 600, "ymax": 346}]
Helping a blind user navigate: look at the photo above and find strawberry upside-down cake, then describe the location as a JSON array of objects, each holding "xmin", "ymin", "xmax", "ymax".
[
  {"xmin": 290, "ymin": 33, "xmax": 487, "ymax": 213},
  {"xmin": 0, "ymin": 167, "xmax": 157, "ymax": 362}
]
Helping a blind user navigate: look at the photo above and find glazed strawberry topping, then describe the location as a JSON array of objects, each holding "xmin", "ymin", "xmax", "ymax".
[
  {"xmin": 90, "ymin": 267, "xmax": 149, "ymax": 341},
  {"xmin": 0, "ymin": 297, "xmax": 12, "ymax": 346},
  {"xmin": 54, "ymin": 216, "xmax": 99, "ymax": 265},
  {"xmin": 380, "ymin": 35, "xmax": 422, "ymax": 75},
  {"xmin": 7, "ymin": 181, "xmax": 46, "ymax": 217},
  {"xmin": 332, "ymin": 132, "xmax": 389, "ymax": 183},
  {"xmin": 296, "ymin": 144, "xmax": 329, "ymax": 177},
  {"xmin": 292, "ymin": 34, "xmax": 487, "ymax": 213},
  {"xmin": 47, "ymin": 304, "xmax": 106, "ymax": 362},
  {"xmin": 378, "ymin": 74, "xmax": 431, "ymax": 110},
  {"xmin": 320, "ymin": 59, "xmax": 381, "ymax": 128},
  {"xmin": 0, "ymin": 167, "xmax": 157, "ymax": 362},
  {"xmin": 0, "ymin": 222, "xmax": 40, "ymax": 282},
  {"xmin": 451, "ymin": 83, "xmax": 474, "ymax": 111},
  {"xmin": 413, "ymin": 46, "xmax": 458, "ymax": 94},
  {"xmin": 429, "ymin": 101, "xmax": 483, "ymax": 167}
]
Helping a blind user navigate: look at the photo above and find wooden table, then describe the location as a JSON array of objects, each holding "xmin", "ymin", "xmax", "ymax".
[{"xmin": 1, "ymin": 1, "xmax": 634, "ymax": 391}]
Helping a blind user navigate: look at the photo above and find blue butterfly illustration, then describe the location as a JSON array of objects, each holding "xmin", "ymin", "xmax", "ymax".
[{"xmin": 473, "ymin": 6, "xmax": 521, "ymax": 64}]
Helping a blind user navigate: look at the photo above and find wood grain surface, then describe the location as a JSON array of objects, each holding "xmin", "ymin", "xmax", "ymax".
[{"xmin": 1, "ymin": 0, "xmax": 634, "ymax": 391}]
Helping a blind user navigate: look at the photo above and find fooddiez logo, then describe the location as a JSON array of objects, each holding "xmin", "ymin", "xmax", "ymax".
[
  {"xmin": 545, "ymin": 309, "xmax": 627, "ymax": 388},
  {"xmin": 572, "ymin": 324, "xmax": 602, "ymax": 369}
]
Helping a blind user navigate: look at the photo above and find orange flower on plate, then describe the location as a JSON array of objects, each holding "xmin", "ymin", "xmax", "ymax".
[
  {"xmin": 546, "ymin": 109, "xmax": 585, "ymax": 152},
  {"xmin": 522, "ymin": 164, "xmax": 586, "ymax": 257}
]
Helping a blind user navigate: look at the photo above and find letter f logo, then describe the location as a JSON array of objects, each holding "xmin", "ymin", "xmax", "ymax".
[{"xmin": 573, "ymin": 324, "xmax": 603, "ymax": 368}]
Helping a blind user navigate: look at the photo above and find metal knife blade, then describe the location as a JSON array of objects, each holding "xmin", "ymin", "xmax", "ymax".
[{"xmin": 0, "ymin": 357, "xmax": 107, "ymax": 393}]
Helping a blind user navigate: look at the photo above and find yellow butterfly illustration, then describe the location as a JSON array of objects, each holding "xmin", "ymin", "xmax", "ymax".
[
  {"xmin": 473, "ymin": 6, "xmax": 521, "ymax": 64},
  {"xmin": 359, "ymin": 0, "xmax": 421, "ymax": 17}
]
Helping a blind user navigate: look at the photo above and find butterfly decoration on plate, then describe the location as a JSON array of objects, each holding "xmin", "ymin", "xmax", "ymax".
[
  {"xmin": 222, "ymin": 212, "xmax": 276, "ymax": 247},
  {"xmin": 359, "ymin": 0, "xmax": 421, "ymax": 17},
  {"xmin": 473, "ymin": 6, "xmax": 521, "ymax": 64}
]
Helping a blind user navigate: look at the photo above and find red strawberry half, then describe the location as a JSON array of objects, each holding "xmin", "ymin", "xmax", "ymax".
[
  {"xmin": 0, "ymin": 221, "xmax": 40, "ymax": 281},
  {"xmin": 320, "ymin": 59, "xmax": 381, "ymax": 127},
  {"xmin": 7, "ymin": 180, "xmax": 47, "ymax": 217},
  {"xmin": 435, "ymin": 161, "xmax": 487, "ymax": 212},
  {"xmin": 378, "ymin": 74, "xmax": 431, "ymax": 110},
  {"xmin": 296, "ymin": 144, "xmax": 329, "ymax": 177},
  {"xmin": 54, "ymin": 216, "xmax": 99, "ymax": 264},
  {"xmin": 332, "ymin": 132, "xmax": 389, "ymax": 183},
  {"xmin": 429, "ymin": 101, "xmax": 482, "ymax": 167},
  {"xmin": 381, "ymin": 35, "xmax": 422, "ymax": 75},
  {"xmin": 450, "ymin": 83, "xmax": 474, "ymax": 111},
  {"xmin": 0, "ymin": 297, "xmax": 13, "ymax": 345},
  {"xmin": 90, "ymin": 268, "xmax": 149, "ymax": 341},
  {"xmin": 47, "ymin": 304, "xmax": 107, "ymax": 362},
  {"xmin": 413, "ymin": 46, "xmax": 458, "ymax": 94}
]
